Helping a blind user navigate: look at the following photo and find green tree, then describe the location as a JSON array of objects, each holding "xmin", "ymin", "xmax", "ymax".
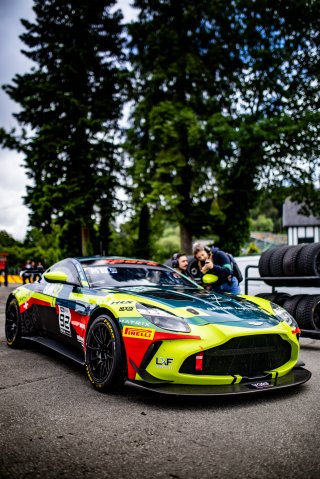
[
  {"xmin": 126, "ymin": 0, "xmax": 237, "ymax": 254},
  {"xmin": 249, "ymin": 214, "xmax": 274, "ymax": 233},
  {"xmin": 1, "ymin": 0, "xmax": 126, "ymax": 256},
  {"xmin": 126, "ymin": 0, "xmax": 319, "ymax": 256},
  {"xmin": 0, "ymin": 230, "xmax": 17, "ymax": 248},
  {"xmin": 207, "ymin": 0, "xmax": 320, "ymax": 253}
]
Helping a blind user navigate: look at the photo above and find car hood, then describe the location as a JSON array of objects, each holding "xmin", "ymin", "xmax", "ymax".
[{"xmin": 118, "ymin": 287, "xmax": 281, "ymax": 328}]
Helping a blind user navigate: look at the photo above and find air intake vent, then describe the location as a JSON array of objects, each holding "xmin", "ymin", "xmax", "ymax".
[{"xmin": 180, "ymin": 335, "xmax": 291, "ymax": 376}]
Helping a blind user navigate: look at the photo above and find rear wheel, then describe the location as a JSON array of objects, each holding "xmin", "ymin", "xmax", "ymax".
[
  {"xmin": 5, "ymin": 298, "xmax": 22, "ymax": 348},
  {"xmin": 85, "ymin": 315, "xmax": 126, "ymax": 392}
]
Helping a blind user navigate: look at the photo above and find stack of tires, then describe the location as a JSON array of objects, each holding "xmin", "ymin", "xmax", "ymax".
[
  {"xmin": 258, "ymin": 243, "xmax": 320, "ymax": 286},
  {"xmin": 256, "ymin": 292, "xmax": 320, "ymax": 331}
]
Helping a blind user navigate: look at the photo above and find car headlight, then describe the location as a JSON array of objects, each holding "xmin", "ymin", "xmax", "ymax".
[
  {"xmin": 271, "ymin": 303, "xmax": 298, "ymax": 328},
  {"xmin": 136, "ymin": 303, "xmax": 191, "ymax": 333}
]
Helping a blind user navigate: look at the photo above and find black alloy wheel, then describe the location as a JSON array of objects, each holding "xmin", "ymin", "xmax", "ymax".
[
  {"xmin": 5, "ymin": 298, "xmax": 22, "ymax": 348},
  {"xmin": 85, "ymin": 315, "xmax": 126, "ymax": 392}
]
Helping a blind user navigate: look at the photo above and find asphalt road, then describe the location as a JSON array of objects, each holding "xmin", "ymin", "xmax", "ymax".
[{"xmin": 1, "ymin": 284, "xmax": 320, "ymax": 479}]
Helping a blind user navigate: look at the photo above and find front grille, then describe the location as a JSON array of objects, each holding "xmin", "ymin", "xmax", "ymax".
[{"xmin": 180, "ymin": 335, "xmax": 291, "ymax": 376}]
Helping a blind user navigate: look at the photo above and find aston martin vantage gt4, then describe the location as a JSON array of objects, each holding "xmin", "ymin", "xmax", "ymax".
[{"xmin": 5, "ymin": 257, "xmax": 311, "ymax": 395}]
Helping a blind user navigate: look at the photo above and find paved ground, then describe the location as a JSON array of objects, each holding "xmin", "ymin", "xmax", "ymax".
[{"xmin": 1, "ymin": 285, "xmax": 320, "ymax": 479}]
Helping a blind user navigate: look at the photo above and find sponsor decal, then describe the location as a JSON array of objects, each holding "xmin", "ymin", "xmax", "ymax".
[
  {"xmin": 155, "ymin": 357, "xmax": 174, "ymax": 369},
  {"xmin": 18, "ymin": 292, "xmax": 32, "ymax": 305},
  {"xmin": 122, "ymin": 326, "xmax": 155, "ymax": 340},
  {"xmin": 119, "ymin": 319, "xmax": 150, "ymax": 327},
  {"xmin": 111, "ymin": 300, "xmax": 134, "ymax": 304},
  {"xmin": 58, "ymin": 305, "xmax": 71, "ymax": 337},
  {"xmin": 104, "ymin": 318, "xmax": 115, "ymax": 339},
  {"xmin": 247, "ymin": 381, "xmax": 273, "ymax": 390},
  {"xmin": 119, "ymin": 306, "xmax": 133, "ymax": 312},
  {"xmin": 248, "ymin": 321, "xmax": 264, "ymax": 326}
]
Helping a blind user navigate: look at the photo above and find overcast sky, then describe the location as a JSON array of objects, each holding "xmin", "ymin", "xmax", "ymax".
[
  {"xmin": 0, "ymin": 0, "xmax": 34, "ymax": 240},
  {"xmin": 0, "ymin": 0, "xmax": 134, "ymax": 241}
]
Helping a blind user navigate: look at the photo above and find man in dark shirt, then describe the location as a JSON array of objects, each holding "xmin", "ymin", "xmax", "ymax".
[{"xmin": 193, "ymin": 243, "xmax": 240, "ymax": 294}]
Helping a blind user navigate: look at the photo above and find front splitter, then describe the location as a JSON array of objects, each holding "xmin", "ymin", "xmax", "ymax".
[{"xmin": 125, "ymin": 367, "xmax": 311, "ymax": 396}]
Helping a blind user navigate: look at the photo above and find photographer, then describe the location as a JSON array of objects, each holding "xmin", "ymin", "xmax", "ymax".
[{"xmin": 193, "ymin": 243, "xmax": 241, "ymax": 294}]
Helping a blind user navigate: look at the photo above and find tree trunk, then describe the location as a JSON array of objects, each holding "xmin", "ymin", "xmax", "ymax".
[
  {"xmin": 180, "ymin": 223, "xmax": 193, "ymax": 254},
  {"xmin": 81, "ymin": 225, "xmax": 90, "ymax": 257},
  {"xmin": 136, "ymin": 204, "xmax": 151, "ymax": 259}
]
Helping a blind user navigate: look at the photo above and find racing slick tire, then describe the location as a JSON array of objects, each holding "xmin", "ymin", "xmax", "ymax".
[
  {"xmin": 5, "ymin": 298, "xmax": 23, "ymax": 348},
  {"xmin": 85, "ymin": 315, "xmax": 126, "ymax": 392},
  {"xmin": 295, "ymin": 295, "xmax": 320, "ymax": 330}
]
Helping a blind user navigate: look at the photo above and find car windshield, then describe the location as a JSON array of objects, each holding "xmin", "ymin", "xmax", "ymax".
[{"xmin": 82, "ymin": 262, "xmax": 200, "ymax": 289}]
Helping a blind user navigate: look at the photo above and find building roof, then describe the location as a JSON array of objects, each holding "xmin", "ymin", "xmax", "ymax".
[{"xmin": 282, "ymin": 198, "xmax": 320, "ymax": 227}]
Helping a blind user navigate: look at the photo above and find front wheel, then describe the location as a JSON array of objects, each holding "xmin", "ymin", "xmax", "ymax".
[
  {"xmin": 5, "ymin": 298, "xmax": 22, "ymax": 348},
  {"xmin": 85, "ymin": 315, "xmax": 126, "ymax": 392}
]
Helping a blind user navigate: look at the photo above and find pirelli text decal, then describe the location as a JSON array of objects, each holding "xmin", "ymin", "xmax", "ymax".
[{"xmin": 122, "ymin": 326, "xmax": 155, "ymax": 340}]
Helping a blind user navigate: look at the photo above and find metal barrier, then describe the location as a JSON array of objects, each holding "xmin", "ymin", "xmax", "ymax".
[{"xmin": 244, "ymin": 264, "xmax": 320, "ymax": 339}]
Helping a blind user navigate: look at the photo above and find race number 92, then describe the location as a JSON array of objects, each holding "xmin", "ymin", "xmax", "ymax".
[{"xmin": 58, "ymin": 305, "xmax": 71, "ymax": 336}]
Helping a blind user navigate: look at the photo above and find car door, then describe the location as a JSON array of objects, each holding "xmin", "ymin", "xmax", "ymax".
[{"xmin": 39, "ymin": 259, "xmax": 83, "ymax": 349}]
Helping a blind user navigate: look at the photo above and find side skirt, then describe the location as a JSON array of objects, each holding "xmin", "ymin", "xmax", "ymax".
[{"xmin": 21, "ymin": 335, "xmax": 85, "ymax": 366}]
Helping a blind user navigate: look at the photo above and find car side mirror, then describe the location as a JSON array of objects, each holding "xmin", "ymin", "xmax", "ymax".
[
  {"xmin": 43, "ymin": 271, "xmax": 79, "ymax": 287},
  {"xmin": 43, "ymin": 271, "xmax": 68, "ymax": 283}
]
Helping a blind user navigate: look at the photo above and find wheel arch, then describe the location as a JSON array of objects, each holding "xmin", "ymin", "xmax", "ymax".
[
  {"xmin": 87, "ymin": 306, "xmax": 120, "ymax": 331},
  {"xmin": 6, "ymin": 293, "xmax": 17, "ymax": 313}
]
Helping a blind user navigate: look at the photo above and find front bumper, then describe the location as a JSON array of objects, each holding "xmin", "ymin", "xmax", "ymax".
[{"xmin": 125, "ymin": 366, "xmax": 311, "ymax": 396}]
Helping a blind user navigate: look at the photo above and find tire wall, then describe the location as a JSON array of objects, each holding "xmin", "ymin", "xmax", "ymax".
[
  {"xmin": 258, "ymin": 243, "xmax": 320, "ymax": 285},
  {"xmin": 256, "ymin": 242, "xmax": 320, "ymax": 332}
]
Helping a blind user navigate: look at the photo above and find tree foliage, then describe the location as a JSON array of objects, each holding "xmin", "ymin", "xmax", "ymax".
[
  {"xmin": 126, "ymin": 0, "xmax": 320, "ymax": 255},
  {"xmin": 1, "ymin": 0, "xmax": 127, "ymax": 256},
  {"xmin": 1, "ymin": 0, "xmax": 319, "ymax": 259}
]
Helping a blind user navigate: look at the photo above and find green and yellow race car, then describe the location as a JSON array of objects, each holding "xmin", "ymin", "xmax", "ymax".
[{"xmin": 5, "ymin": 256, "xmax": 311, "ymax": 395}]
